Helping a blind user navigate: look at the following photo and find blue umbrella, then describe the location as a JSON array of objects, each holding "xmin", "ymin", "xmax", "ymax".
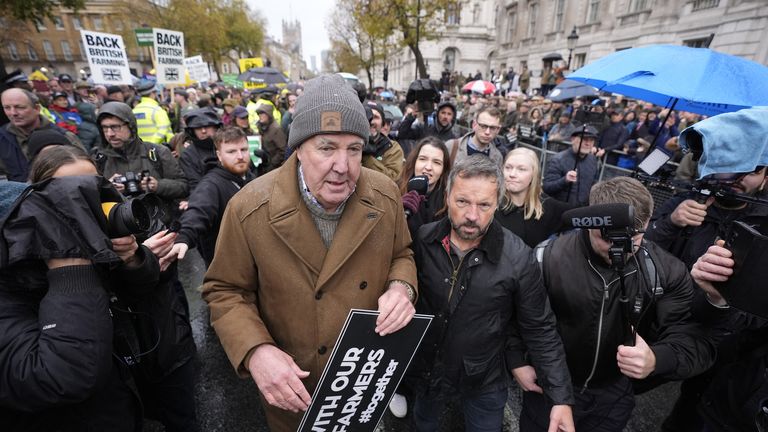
[
  {"xmin": 546, "ymin": 79, "xmax": 599, "ymax": 101},
  {"xmin": 568, "ymin": 45, "xmax": 768, "ymax": 116}
]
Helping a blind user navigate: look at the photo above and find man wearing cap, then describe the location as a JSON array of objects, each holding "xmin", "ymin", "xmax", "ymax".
[
  {"xmin": 202, "ymin": 74, "xmax": 417, "ymax": 431},
  {"xmin": 106, "ymin": 85, "xmax": 124, "ymax": 103},
  {"xmin": 363, "ymin": 101, "xmax": 404, "ymax": 181},
  {"xmin": 177, "ymin": 107, "xmax": 223, "ymax": 191},
  {"xmin": 543, "ymin": 125, "xmax": 601, "ymax": 206},
  {"xmin": 1, "ymin": 88, "xmax": 82, "ymax": 181},
  {"xmin": 58, "ymin": 74, "xmax": 77, "ymax": 106},
  {"xmin": 133, "ymin": 80, "xmax": 173, "ymax": 146},
  {"xmin": 231, "ymin": 106, "xmax": 253, "ymax": 135},
  {"xmin": 249, "ymin": 86, "xmax": 281, "ymax": 130}
]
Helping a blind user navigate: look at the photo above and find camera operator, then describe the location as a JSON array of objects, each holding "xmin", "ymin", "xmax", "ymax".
[
  {"xmin": 515, "ymin": 176, "xmax": 715, "ymax": 432},
  {"xmin": 0, "ymin": 167, "xmax": 157, "ymax": 430},
  {"xmin": 94, "ymin": 101, "xmax": 189, "ymax": 226},
  {"xmin": 397, "ymin": 101, "xmax": 459, "ymax": 146},
  {"xmin": 20, "ymin": 145, "xmax": 197, "ymax": 431},
  {"xmin": 643, "ymin": 108, "xmax": 768, "ymax": 432}
]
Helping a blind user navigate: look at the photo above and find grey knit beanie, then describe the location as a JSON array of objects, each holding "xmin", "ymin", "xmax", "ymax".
[{"xmin": 288, "ymin": 74, "xmax": 369, "ymax": 149}]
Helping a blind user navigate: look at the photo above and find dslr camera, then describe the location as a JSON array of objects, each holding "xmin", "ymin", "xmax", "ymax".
[{"xmin": 113, "ymin": 170, "xmax": 151, "ymax": 197}]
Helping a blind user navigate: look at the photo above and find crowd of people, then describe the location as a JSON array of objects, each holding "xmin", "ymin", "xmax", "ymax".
[{"xmin": 1, "ymin": 67, "xmax": 767, "ymax": 432}]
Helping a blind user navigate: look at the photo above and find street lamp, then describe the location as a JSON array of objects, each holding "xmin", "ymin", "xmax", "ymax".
[{"xmin": 566, "ymin": 26, "xmax": 579, "ymax": 71}]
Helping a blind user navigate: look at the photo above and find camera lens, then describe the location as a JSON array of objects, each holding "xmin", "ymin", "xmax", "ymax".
[{"xmin": 106, "ymin": 199, "xmax": 151, "ymax": 237}]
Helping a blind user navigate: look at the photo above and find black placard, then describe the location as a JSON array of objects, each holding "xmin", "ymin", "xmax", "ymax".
[{"xmin": 298, "ymin": 309, "xmax": 432, "ymax": 432}]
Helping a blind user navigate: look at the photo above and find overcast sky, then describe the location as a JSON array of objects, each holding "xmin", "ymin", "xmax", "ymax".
[{"xmin": 252, "ymin": 0, "xmax": 335, "ymax": 71}]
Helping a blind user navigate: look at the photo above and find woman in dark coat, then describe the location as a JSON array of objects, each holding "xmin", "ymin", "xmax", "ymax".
[
  {"xmin": 398, "ymin": 136, "xmax": 452, "ymax": 239},
  {"xmin": 496, "ymin": 147, "xmax": 574, "ymax": 248}
]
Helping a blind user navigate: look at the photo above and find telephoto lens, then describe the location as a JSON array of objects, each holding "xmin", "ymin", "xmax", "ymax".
[{"xmin": 101, "ymin": 198, "xmax": 153, "ymax": 237}]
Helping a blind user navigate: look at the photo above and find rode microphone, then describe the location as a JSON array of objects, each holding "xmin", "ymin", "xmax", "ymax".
[{"xmin": 561, "ymin": 203, "xmax": 635, "ymax": 230}]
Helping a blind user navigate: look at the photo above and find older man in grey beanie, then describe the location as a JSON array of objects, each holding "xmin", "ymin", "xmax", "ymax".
[{"xmin": 202, "ymin": 74, "xmax": 418, "ymax": 431}]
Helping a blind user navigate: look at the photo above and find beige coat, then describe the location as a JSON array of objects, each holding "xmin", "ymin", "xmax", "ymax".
[{"xmin": 202, "ymin": 152, "xmax": 417, "ymax": 430}]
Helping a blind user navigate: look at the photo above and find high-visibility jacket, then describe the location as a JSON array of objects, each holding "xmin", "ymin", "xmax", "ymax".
[
  {"xmin": 246, "ymin": 100, "xmax": 260, "ymax": 132},
  {"xmin": 133, "ymin": 97, "xmax": 173, "ymax": 145}
]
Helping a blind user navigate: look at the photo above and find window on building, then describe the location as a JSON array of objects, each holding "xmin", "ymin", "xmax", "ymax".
[
  {"xmin": 92, "ymin": 17, "xmax": 103, "ymax": 30},
  {"xmin": 553, "ymin": 0, "xmax": 565, "ymax": 31},
  {"xmin": 628, "ymin": 0, "xmax": 649, "ymax": 12},
  {"xmin": 574, "ymin": 53, "xmax": 586, "ymax": 70},
  {"xmin": 692, "ymin": 0, "xmax": 719, "ymax": 10},
  {"xmin": 114, "ymin": 19, "xmax": 124, "ymax": 30},
  {"xmin": 61, "ymin": 41, "xmax": 73, "ymax": 61},
  {"xmin": 506, "ymin": 10, "xmax": 517, "ymax": 42},
  {"xmin": 35, "ymin": 20, "xmax": 47, "ymax": 31},
  {"xmin": 494, "ymin": 5, "xmax": 499, "ymax": 27},
  {"xmin": 527, "ymin": 3, "xmax": 538, "ymax": 38},
  {"xmin": 72, "ymin": 16, "xmax": 82, "ymax": 29},
  {"xmin": 79, "ymin": 41, "xmax": 87, "ymax": 60},
  {"xmin": 587, "ymin": 0, "xmax": 600, "ymax": 23},
  {"xmin": 222, "ymin": 63, "xmax": 230, "ymax": 74},
  {"xmin": 7, "ymin": 42, "xmax": 19, "ymax": 61},
  {"xmin": 684, "ymin": 38, "xmax": 709, "ymax": 48},
  {"xmin": 54, "ymin": 16, "xmax": 65, "ymax": 30},
  {"xmin": 472, "ymin": 3, "xmax": 481, "ymax": 24},
  {"xmin": 445, "ymin": 2, "xmax": 461, "ymax": 25},
  {"xmin": 27, "ymin": 43, "xmax": 39, "ymax": 61},
  {"xmin": 43, "ymin": 40, "xmax": 55, "ymax": 60}
]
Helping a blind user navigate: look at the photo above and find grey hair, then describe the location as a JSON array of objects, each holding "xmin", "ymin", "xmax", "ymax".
[
  {"xmin": 1, "ymin": 88, "xmax": 39, "ymax": 106},
  {"xmin": 446, "ymin": 154, "xmax": 505, "ymax": 206}
]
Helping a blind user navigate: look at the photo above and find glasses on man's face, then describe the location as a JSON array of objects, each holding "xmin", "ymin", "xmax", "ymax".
[
  {"xmin": 101, "ymin": 123, "xmax": 127, "ymax": 133},
  {"xmin": 476, "ymin": 123, "xmax": 501, "ymax": 133}
]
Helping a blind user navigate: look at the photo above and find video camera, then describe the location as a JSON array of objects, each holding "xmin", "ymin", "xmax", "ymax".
[
  {"xmin": 573, "ymin": 98, "xmax": 606, "ymax": 129},
  {"xmin": 406, "ymin": 79, "xmax": 441, "ymax": 115}
]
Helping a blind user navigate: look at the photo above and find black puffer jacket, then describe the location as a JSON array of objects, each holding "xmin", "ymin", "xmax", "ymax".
[
  {"xmin": 411, "ymin": 218, "xmax": 574, "ymax": 404},
  {"xmin": 538, "ymin": 230, "xmax": 715, "ymax": 390},
  {"xmin": 176, "ymin": 166, "xmax": 254, "ymax": 265}
]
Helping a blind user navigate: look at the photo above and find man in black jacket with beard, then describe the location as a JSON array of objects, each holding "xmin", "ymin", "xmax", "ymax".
[
  {"xmin": 162, "ymin": 126, "xmax": 254, "ymax": 267},
  {"xmin": 178, "ymin": 107, "xmax": 222, "ymax": 191},
  {"xmin": 410, "ymin": 155, "xmax": 575, "ymax": 432},
  {"xmin": 516, "ymin": 176, "xmax": 714, "ymax": 432}
]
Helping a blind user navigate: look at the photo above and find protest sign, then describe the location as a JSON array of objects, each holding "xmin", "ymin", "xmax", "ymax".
[
  {"xmin": 184, "ymin": 55, "xmax": 210, "ymax": 83},
  {"xmin": 247, "ymin": 135, "xmax": 262, "ymax": 167},
  {"xmin": 153, "ymin": 28, "xmax": 185, "ymax": 85},
  {"xmin": 238, "ymin": 57, "xmax": 266, "ymax": 90},
  {"xmin": 298, "ymin": 309, "xmax": 432, "ymax": 432},
  {"xmin": 80, "ymin": 30, "xmax": 133, "ymax": 85}
]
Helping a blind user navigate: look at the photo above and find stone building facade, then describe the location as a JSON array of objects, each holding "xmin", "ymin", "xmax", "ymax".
[{"xmin": 385, "ymin": 0, "xmax": 768, "ymax": 91}]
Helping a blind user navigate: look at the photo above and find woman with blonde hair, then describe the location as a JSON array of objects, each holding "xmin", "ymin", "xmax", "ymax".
[{"xmin": 496, "ymin": 147, "xmax": 573, "ymax": 247}]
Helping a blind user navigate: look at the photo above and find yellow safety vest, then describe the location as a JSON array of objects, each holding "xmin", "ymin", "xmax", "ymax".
[
  {"xmin": 133, "ymin": 97, "xmax": 173, "ymax": 145},
  {"xmin": 246, "ymin": 100, "xmax": 260, "ymax": 132},
  {"xmin": 39, "ymin": 106, "xmax": 56, "ymax": 124}
]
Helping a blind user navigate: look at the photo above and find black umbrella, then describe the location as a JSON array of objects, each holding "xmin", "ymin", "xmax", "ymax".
[
  {"xmin": 237, "ymin": 67, "xmax": 289, "ymax": 86},
  {"xmin": 547, "ymin": 79, "xmax": 599, "ymax": 101},
  {"xmin": 542, "ymin": 52, "xmax": 563, "ymax": 61}
]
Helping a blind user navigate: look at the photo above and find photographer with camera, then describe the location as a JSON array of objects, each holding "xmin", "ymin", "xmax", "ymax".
[
  {"xmin": 94, "ymin": 102, "xmax": 188, "ymax": 226},
  {"xmin": 0, "ymin": 149, "xmax": 168, "ymax": 431},
  {"xmin": 514, "ymin": 176, "xmax": 714, "ymax": 432},
  {"xmin": 643, "ymin": 108, "xmax": 768, "ymax": 432},
  {"xmin": 397, "ymin": 101, "xmax": 459, "ymax": 148},
  {"xmin": 24, "ymin": 145, "xmax": 196, "ymax": 431}
]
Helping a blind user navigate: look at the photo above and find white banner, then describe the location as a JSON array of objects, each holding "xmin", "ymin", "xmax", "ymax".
[
  {"xmin": 80, "ymin": 30, "xmax": 132, "ymax": 85},
  {"xmin": 184, "ymin": 55, "xmax": 210, "ymax": 82},
  {"xmin": 153, "ymin": 28, "xmax": 185, "ymax": 85}
]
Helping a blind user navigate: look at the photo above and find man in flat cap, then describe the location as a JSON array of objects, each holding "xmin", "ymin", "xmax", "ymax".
[{"xmin": 202, "ymin": 74, "xmax": 417, "ymax": 431}]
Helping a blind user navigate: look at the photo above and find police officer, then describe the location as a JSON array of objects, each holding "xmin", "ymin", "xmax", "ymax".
[{"xmin": 133, "ymin": 80, "xmax": 173, "ymax": 146}]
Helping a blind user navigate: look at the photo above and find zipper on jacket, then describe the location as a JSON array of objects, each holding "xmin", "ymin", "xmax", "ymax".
[
  {"xmin": 581, "ymin": 260, "xmax": 638, "ymax": 393},
  {"xmin": 443, "ymin": 247, "xmax": 466, "ymax": 306}
]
